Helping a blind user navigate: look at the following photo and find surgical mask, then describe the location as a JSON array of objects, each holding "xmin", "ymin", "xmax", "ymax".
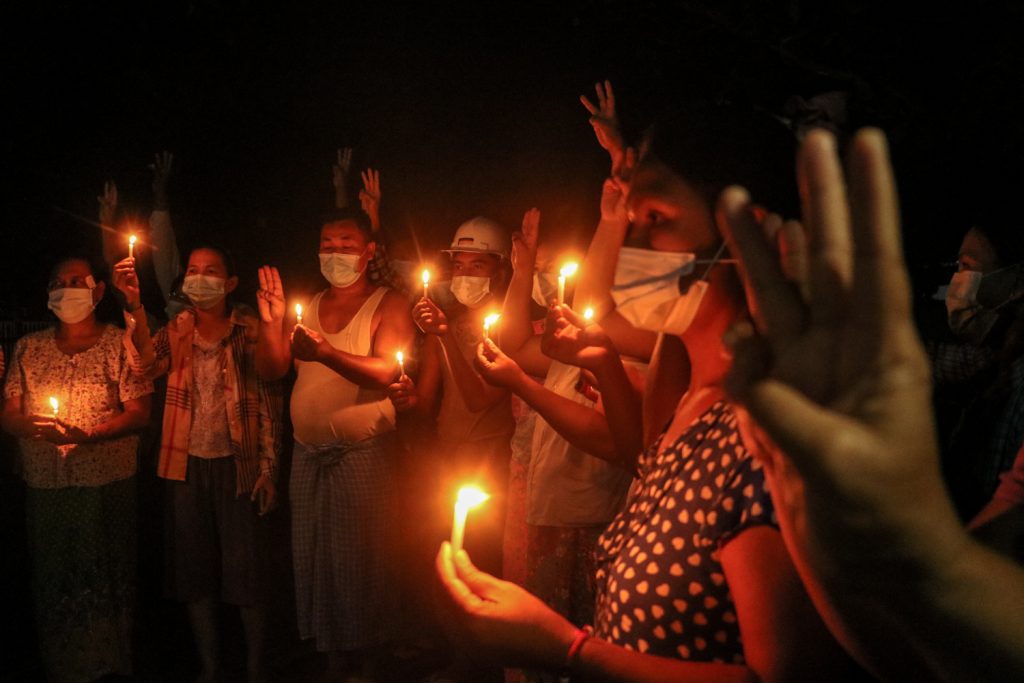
[
  {"xmin": 611, "ymin": 244, "xmax": 728, "ymax": 334},
  {"xmin": 450, "ymin": 276, "xmax": 491, "ymax": 308},
  {"xmin": 946, "ymin": 264, "xmax": 1024, "ymax": 344},
  {"xmin": 532, "ymin": 271, "xmax": 558, "ymax": 307},
  {"xmin": 182, "ymin": 274, "xmax": 227, "ymax": 310},
  {"xmin": 319, "ymin": 252, "xmax": 364, "ymax": 288},
  {"xmin": 48, "ymin": 286, "xmax": 96, "ymax": 324}
]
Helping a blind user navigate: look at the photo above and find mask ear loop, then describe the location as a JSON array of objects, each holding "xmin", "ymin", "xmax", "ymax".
[{"xmin": 698, "ymin": 242, "xmax": 729, "ymax": 281}]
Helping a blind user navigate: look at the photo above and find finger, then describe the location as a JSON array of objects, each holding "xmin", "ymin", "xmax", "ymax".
[
  {"xmin": 798, "ymin": 129, "xmax": 853, "ymax": 327},
  {"xmin": 258, "ymin": 267, "xmax": 269, "ymax": 291},
  {"xmin": 270, "ymin": 267, "xmax": 283, "ymax": 294},
  {"xmin": 845, "ymin": 129, "xmax": 911, "ymax": 334},
  {"xmin": 361, "ymin": 169, "xmax": 370, "ymax": 187},
  {"xmin": 778, "ymin": 219, "xmax": 810, "ymax": 300},
  {"xmin": 557, "ymin": 304, "xmax": 587, "ymax": 329},
  {"xmin": 436, "ymin": 543, "xmax": 486, "ymax": 610},
  {"xmin": 717, "ymin": 186, "xmax": 804, "ymax": 339},
  {"xmin": 594, "ymin": 81, "xmax": 606, "ymax": 109},
  {"xmin": 452, "ymin": 547, "xmax": 504, "ymax": 601},
  {"xmin": 604, "ymin": 80, "xmax": 616, "ymax": 112},
  {"xmin": 579, "ymin": 94, "xmax": 598, "ymax": 115}
]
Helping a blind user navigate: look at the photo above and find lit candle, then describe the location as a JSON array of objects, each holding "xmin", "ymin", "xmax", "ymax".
[
  {"xmin": 295, "ymin": 303, "xmax": 303, "ymax": 325},
  {"xmin": 557, "ymin": 262, "xmax": 579, "ymax": 305},
  {"xmin": 396, "ymin": 350, "xmax": 406, "ymax": 378},
  {"xmin": 128, "ymin": 234, "xmax": 137, "ymax": 259},
  {"xmin": 421, "ymin": 269, "xmax": 431, "ymax": 299},
  {"xmin": 583, "ymin": 307, "xmax": 595, "ymax": 323},
  {"xmin": 483, "ymin": 313, "xmax": 500, "ymax": 341},
  {"xmin": 49, "ymin": 396, "xmax": 59, "ymax": 419},
  {"xmin": 451, "ymin": 485, "xmax": 490, "ymax": 553}
]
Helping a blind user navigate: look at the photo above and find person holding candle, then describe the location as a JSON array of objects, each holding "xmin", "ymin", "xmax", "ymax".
[
  {"xmin": 2, "ymin": 255, "xmax": 153, "ymax": 683},
  {"xmin": 391, "ymin": 216, "xmax": 515, "ymax": 578},
  {"xmin": 253, "ymin": 207, "xmax": 416, "ymax": 681},
  {"xmin": 435, "ymin": 105, "xmax": 864, "ymax": 681},
  {"xmin": 113, "ymin": 244, "xmax": 282, "ymax": 683}
]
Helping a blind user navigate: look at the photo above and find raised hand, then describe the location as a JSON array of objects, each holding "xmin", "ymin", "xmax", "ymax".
[
  {"xmin": 112, "ymin": 257, "xmax": 142, "ymax": 309},
  {"xmin": 474, "ymin": 338, "xmax": 526, "ymax": 388},
  {"xmin": 256, "ymin": 266, "xmax": 286, "ymax": 324},
  {"xmin": 599, "ymin": 177, "xmax": 628, "ymax": 226},
  {"xmin": 540, "ymin": 304, "xmax": 616, "ymax": 370},
  {"xmin": 359, "ymin": 167, "xmax": 382, "ymax": 230},
  {"xmin": 290, "ymin": 324, "xmax": 325, "ymax": 362},
  {"xmin": 98, "ymin": 180, "xmax": 118, "ymax": 227},
  {"xmin": 580, "ymin": 80, "xmax": 625, "ymax": 166},
  {"xmin": 511, "ymin": 208, "xmax": 540, "ymax": 274},
  {"xmin": 332, "ymin": 147, "xmax": 353, "ymax": 190},
  {"xmin": 149, "ymin": 151, "xmax": 174, "ymax": 210},
  {"xmin": 413, "ymin": 298, "xmax": 449, "ymax": 336},
  {"xmin": 386, "ymin": 375, "xmax": 418, "ymax": 412},
  {"xmin": 435, "ymin": 542, "xmax": 576, "ymax": 668}
]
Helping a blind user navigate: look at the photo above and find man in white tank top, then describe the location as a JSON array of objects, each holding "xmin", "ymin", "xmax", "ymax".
[{"xmin": 254, "ymin": 208, "xmax": 416, "ymax": 679}]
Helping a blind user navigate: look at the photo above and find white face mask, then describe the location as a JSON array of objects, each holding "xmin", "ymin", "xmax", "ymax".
[
  {"xmin": 48, "ymin": 286, "xmax": 97, "ymax": 324},
  {"xmin": 945, "ymin": 265, "xmax": 1024, "ymax": 344},
  {"xmin": 450, "ymin": 275, "xmax": 491, "ymax": 308},
  {"xmin": 319, "ymin": 252, "xmax": 365, "ymax": 288},
  {"xmin": 182, "ymin": 274, "xmax": 227, "ymax": 310},
  {"xmin": 611, "ymin": 244, "xmax": 727, "ymax": 335},
  {"xmin": 532, "ymin": 271, "xmax": 558, "ymax": 307}
]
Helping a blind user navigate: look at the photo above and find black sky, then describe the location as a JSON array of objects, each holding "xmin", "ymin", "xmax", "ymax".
[{"xmin": 5, "ymin": 1, "xmax": 1024, "ymax": 313}]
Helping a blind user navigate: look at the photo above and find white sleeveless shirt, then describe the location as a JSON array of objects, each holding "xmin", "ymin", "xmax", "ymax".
[{"xmin": 290, "ymin": 288, "xmax": 396, "ymax": 445}]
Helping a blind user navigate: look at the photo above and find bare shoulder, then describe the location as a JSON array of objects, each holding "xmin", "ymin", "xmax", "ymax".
[{"xmin": 379, "ymin": 288, "xmax": 412, "ymax": 313}]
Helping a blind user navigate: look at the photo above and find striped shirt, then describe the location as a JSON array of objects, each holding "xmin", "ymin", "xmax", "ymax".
[{"xmin": 123, "ymin": 305, "xmax": 282, "ymax": 495}]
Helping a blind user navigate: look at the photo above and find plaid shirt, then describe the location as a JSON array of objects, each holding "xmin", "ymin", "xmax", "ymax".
[
  {"xmin": 366, "ymin": 239, "xmax": 409, "ymax": 294},
  {"xmin": 123, "ymin": 305, "xmax": 282, "ymax": 495}
]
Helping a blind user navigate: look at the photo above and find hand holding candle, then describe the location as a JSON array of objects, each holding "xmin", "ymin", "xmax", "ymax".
[
  {"xmin": 557, "ymin": 261, "xmax": 578, "ymax": 305},
  {"xmin": 483, "ymin": 313, "xmax": 500, "ymax": 341},
  {"xmin": 451, "ymin": 485, "xmax": 489, "ymax": 553}
]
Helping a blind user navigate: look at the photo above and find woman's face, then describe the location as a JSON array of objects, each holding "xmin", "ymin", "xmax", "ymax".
[{"xmin": 625, "ymin": 159, "xmax": 718, "ymax": 257}]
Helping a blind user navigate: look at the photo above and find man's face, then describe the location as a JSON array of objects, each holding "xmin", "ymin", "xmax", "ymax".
[
  {"xmin": 320, "ymin": 220, "xmax": 375, "ymax": 271},
  {"xmin": 958, "ymin": 228, "xmax": 1000, "ymax": 273},
  {"xmin": 451, "ymin": 251, "xmax": 501, "ymax": 280}
]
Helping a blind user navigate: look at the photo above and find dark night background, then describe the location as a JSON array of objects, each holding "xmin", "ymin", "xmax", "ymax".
[
  {"xmin": 4, "ymin": 0, "xmax": 1024, "ymax": 312},
  {"xmin": 3, "ymin": 1, "xmax": 1024, "ymax": 680}
]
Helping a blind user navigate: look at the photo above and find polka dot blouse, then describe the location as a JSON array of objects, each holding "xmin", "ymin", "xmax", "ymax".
[{"xmin": 593, "ymin": 400, "xmax": 776, "ymax": 664}]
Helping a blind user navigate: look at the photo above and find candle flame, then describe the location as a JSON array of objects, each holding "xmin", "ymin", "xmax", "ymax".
[
  {"xmin": 295, "ymin": 303, "xmax": 303, "ymax": 317},
  {"xmin": 456, "ymin": 485, "xmax": 490, "ymax": 510},
  {"xmin": 395, "ymin": 350, "xmax": 404, "ymax": 364},
  {"xmin": 483, "ymin": 313, "xmax": 500, "ymax": 329},
  {"xmin": 129, "ymin": 234, "xmax": 137, "ymax": 246},
  {"xmin": 49, "ymin": 396, "xmax": 59, "ymax": 412},
  {"xmin": 559, "ymin": 262, "xmax": 579, "ymax": 278},
  {"xmin": 583, "ymin": 307, "xmax": 594, "ymax": 320},
  {"xmin": 421, "ymin": 269, "xmax": 431, "ymax": 284}
]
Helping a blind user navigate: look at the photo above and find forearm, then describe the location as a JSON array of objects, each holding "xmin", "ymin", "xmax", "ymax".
[
  {"xmin": 256, "ymin": 321, "xmax": 292, "ymax": 380},
  {"xmin": 499, "ymin": 264, "xmax": 536, "ymax": 353},
  {"xmin": 591, "ymin": 354, "xmax": 643, "ymax": 467},
  {"xmin": 86, "ymin": 404, "xmax": 151, "ymax": 442},
  {"xmin": 572, "ymin": 638, "xmax": 756, "ymax": 683},
  {"xmin": 509, "ymin": 372, "xmax": 624, "ymax": 468},
  {"xmin": 574, "ymin": 217, "xmax": 629, "ymax": 313},
  {"xmin": 440, "ymin": 335, "xmax": 508, "ymax": 412},
  {"xmin": 149, "ymin": 209, "xmax": 182, "ymax": 302},
  {"xmin": 317, "ymin": 345, "xmax": 395, "ymax": 389},
  {"xmin": 124, "ymin": 309, "xmax": 163, "ymax": 378}
]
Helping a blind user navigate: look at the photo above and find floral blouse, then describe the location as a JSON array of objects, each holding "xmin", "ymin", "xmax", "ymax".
[
  {"xmin": 593, "ymin": 401, "xmax": 776, "ymax": 664},
  {"xmin": 3, "ymin": 326, "xmax": 153, "ymax": 489}
]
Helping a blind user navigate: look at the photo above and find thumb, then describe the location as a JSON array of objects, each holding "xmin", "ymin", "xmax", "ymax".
[
  {"xmin": 453, "ymin": 548, "xmax": 504, "ymax": 600},
  {"xmin": 559, "ymin": 304, "xmax": 587, "ymax": 329}
]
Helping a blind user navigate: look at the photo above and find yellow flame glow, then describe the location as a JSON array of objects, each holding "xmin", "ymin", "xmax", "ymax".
[
  {"xmin": 456, "ymin": 485, "xmax": 490, "ymax": 510},
  {"xmin": 559, "ymin": 262, "xmax": 579, "ymax": 278}
]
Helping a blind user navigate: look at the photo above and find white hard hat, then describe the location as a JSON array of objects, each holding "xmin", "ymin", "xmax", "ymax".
[{"xmin": 442, "ymin": 216, "xmax": 510, "ymax": 259}]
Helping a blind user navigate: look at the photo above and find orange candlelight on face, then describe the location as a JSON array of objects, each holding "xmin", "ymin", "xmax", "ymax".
[{"xmin": 451, "ymin": 485, "xmax": 489, "ymax": 553}]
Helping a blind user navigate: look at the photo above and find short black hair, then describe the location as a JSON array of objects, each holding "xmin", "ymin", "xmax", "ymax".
[
  {"xmin": 187, "ymin": 243, "xmax": 237, "ymax": 277},
  {"xmin": 642, "ymin": 103, "xmax": 799, "ymax": 217},
  {"xmin": 320, "ymin": 207, "xmax": 375, "ymax": 243},
  {"xmin": 48, "ymin": 253, "xmax": 107, "ymax": 283}
]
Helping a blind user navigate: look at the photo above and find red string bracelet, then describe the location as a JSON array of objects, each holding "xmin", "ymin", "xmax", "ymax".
[{"xmin": 558, "ymin": 625, "xmax": 593, "ymax": 683}]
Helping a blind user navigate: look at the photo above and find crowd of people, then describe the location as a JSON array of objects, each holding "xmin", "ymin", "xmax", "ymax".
[{"xmin": 2, "ymin": 80, "xmax": 1023, "ymax": 683}]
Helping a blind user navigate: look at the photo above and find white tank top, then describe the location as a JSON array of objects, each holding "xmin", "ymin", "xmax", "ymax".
[{"xmin": 290, "ymin": 288, "xmax": 396, "ymax": 445}]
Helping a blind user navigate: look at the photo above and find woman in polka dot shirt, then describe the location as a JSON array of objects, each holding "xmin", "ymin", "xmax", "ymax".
[{"xmin": 437, "ymin": 107, "xmax": 865, "ymax": 681}]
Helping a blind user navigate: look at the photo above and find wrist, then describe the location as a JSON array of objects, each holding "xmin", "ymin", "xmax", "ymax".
[{"xmin": 124, "ymin": 299, "xmax": 142, "ymax": 313}]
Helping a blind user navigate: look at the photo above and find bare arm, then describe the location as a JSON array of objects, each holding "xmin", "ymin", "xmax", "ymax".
[{"xmin": 499, "ymin": 208, "xmax": 546, "ymax": 356}]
